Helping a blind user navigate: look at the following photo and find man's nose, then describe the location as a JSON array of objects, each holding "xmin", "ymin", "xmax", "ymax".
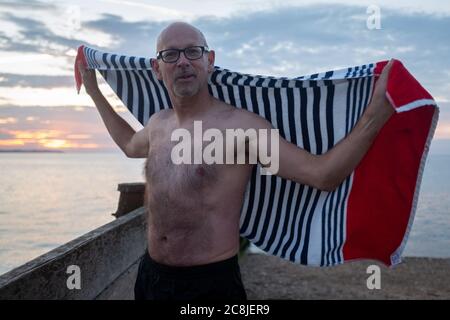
[{"xmin": 176, "ymin": 51, "xmax": 191, "ymax": 67}]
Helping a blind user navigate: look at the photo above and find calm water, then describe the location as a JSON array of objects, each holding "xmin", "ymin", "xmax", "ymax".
[
  {"xmin": 0, "ymin": 151, "xmax": 449, "ymax": 275},
  {"xmin": 0, "ymin": 152, "xmax": 146, "ymax": 275}
]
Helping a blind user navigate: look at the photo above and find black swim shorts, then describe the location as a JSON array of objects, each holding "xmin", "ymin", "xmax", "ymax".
[{"xmin": 134, "ymin": 250, "xmax": 248, "ymax": 300}]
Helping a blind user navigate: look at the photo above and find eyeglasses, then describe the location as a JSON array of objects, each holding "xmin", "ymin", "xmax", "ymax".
[{"xmin": 156, "ymin": 46, "xmax": 209, "ymax": 63}]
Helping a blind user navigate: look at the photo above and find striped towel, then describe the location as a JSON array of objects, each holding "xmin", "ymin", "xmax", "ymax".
[{"xmin": 75, "ymin": 45, "xmax": 438, "ymax": 267}]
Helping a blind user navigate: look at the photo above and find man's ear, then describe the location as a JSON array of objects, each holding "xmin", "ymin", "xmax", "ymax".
[
  {"xmin": 207, "ymin": 50, "xmax": 215, "ymax": 73},
  {"xmin": 151, "ymin": 58, "xmax": 162, "ymax": 80}
]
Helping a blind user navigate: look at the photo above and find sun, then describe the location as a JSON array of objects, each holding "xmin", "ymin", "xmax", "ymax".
[{"xmin": 40, "ymin": 139, "xmax": 72, "ymax": 149}]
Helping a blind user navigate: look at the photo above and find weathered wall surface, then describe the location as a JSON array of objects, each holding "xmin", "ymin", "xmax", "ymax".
[{"xmin": 0, "ymin": 207, "xmax": 147, "ymax": 300}]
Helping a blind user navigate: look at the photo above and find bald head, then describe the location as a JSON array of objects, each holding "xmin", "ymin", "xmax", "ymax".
[
  {"xmin": 156, "ymin": 22, "xmax": 208, "ymax": 52},
  {"xmin": 151, "ymin": 21, "xmax": 215, "ymax": 99}
]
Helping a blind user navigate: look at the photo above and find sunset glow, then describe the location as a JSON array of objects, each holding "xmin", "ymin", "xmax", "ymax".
[
  {"xmin": 41, "ymin": 139, "xmax": 98, "ymax": 149},
  {"xmin": 0, "ymin": 127, "xmax": 106, "ymax": 151}
]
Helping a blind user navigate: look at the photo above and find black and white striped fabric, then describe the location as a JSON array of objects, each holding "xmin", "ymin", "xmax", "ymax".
[{"xmin": 80, "ymin": 46, "xmax": 376, "ymax": 266}]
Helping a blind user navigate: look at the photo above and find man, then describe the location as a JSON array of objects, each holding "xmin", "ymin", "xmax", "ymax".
[{"xmin": 77, "ymin": 22, "xmax": 394, "ymax": 300}]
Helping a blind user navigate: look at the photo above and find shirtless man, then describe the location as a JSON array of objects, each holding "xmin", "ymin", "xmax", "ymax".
[{"xmin": 78, "ymin": 22, "xmax": 394, "ymax": 300}]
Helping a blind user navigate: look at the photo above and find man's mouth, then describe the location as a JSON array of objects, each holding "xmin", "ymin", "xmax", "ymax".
[{"xmin": 177, "ymin": 74, "xmax": 196, "ymax": 81}]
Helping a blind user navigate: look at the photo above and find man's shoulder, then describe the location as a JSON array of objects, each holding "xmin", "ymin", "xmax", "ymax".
[
  {"xmin": 225, "ymin": 105, "xmax": 273, "ymax": 130},
  {"xmin": 146, "ymin": 108, "xmax": 174, "ymax": 127},
  {"xmin": 213, "ymin": 99, "xmax": 256, "ymax": 119},
  {"xmin": 154, "ymin": 108, "xmax": 175, "ymax": 120}
]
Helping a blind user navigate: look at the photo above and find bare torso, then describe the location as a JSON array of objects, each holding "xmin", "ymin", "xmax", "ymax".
[{"xmin": 144, "ymin": 100, "xmax": 254, "ymax": 266}]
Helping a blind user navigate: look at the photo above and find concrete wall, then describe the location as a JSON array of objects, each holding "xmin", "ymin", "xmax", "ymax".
[{"xmin": 0, "ymin": 207, "xmax": 147, "ymax": 300}]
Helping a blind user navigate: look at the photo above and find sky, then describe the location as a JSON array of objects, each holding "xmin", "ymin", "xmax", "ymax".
[{"xmin": 0, "ymin": 0, "xmax": 449, "ymax": 152}]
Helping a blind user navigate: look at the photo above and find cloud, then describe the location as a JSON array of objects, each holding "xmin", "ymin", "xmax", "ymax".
[
  {"xmin": 65, "ymin": 134, "xmax": 92, "ymax": 140},
  {"xmin": 0, "ymin": 13, "xmax": 68, "ymax": 53},
  {"xmin": 0, "ymin": 116, "xmax": 17, "ymax": 124},
  {"xmin": 82, "ymin": 13, "xmax": 164, "ymax": 53},
  {"xmin": 0, "ymin": 2, "xmax": 449, "ymax": 116},
  {"xmin": 0, "ymin": 73, "xmax": 74, "ymax": 88},
  {"xmin": 0, "ymin": 2, "xmax": 448, "ymax": 154},
  {"xmin": 0, "ymin": 0, "xmax": 56, "ymax": 10},
  {"xmin": 72, "ymin": 4, "xmax": 450, "ymax": 87}
]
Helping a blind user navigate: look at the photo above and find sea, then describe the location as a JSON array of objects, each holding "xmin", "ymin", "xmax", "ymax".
[{"xmin": 0, "ymin": 150, "xmax": 449, "ymax": 275}]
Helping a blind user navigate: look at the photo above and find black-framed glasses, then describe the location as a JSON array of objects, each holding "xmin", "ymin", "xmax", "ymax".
[{"xmin": 156, "ymin": 46, "xmax": 209, "ymax": 63}]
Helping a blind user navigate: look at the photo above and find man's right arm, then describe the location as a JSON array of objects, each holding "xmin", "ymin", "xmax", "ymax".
[{"xmin": 78, "ymin": 62, "xmax": 149, "ymax": 158}]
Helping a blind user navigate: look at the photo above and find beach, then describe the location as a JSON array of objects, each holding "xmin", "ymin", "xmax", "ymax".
[{"xmin": 239, "ymin": 253, "xmax": 450, "ymax": 299}]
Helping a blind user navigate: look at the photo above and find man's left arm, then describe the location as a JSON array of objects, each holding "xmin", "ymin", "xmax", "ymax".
[{"xmin": 253, "ymin": 60, "xmax": 394, "ymax": 192}]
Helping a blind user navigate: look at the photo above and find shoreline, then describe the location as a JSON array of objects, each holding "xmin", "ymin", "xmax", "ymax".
[{"xmin": 239, "ymin": 253, "xmax": 450, "ymax": 299}]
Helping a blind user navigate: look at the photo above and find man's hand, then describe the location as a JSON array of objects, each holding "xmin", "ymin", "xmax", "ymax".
[
  {"xmin": 365, "ymin": 59, "xmax": 395, "ymax": 122},
  {"xmin": 77, "ymin": 61, "xmax": 99, "ymax": 97}
]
